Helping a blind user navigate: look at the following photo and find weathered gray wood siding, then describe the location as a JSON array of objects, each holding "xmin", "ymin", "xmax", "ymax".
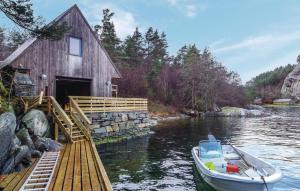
[{"xmin": 11, "ymin": 6, "xmax": 120, "ymax": 97}]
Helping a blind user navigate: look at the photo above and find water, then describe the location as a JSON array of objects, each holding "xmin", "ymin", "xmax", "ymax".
[{"xmin": 98, "ymin": 107, "xmax": 300, "ymax": 191}]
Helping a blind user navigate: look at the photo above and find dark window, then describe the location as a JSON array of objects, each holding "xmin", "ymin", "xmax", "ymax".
[{"xmin": 69, "ymin": 37, "xmax": 82, "ymax": 56}]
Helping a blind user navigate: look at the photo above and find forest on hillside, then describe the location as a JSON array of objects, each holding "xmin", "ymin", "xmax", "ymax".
[
  {"xmin": 95, "ymin": 9, "xmax": 246, "ymax": 111},
  {"xmin": 0, "ymin": 1, "xmax": 296, "ymax": 112},
  {"xmin": 245, "ymin": 64, "xmax": 295, "ymax": 100}
]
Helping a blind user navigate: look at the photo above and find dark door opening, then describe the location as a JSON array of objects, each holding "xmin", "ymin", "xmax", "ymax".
[{"xmin": 56, "ymin": 77, "xmax": 91, "ymax": 106}]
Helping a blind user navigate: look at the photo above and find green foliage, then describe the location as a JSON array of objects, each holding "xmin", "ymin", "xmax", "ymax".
[
  {"xmin": 94, "ymin": 9, "xmax": 121, "ymax": 62},
  {"xmin": 245, "ymin": 64, "xmax": 295, "ymax": 100},
  {"xmin": 0, "ymin": 0, "xmax": 70, "ymax": 40},
  {"xmin": 95, "ymin": 8, "xmax": 246, "ymax": 111}
]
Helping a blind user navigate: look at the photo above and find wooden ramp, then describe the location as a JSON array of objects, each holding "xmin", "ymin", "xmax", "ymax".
[
  {"xmin": 20, "ymin": 152, "xmax": 60, "ymax": 191},
  {"xmin": 0, "ymin": 140, "xmax": 112, "ymax": 191}
]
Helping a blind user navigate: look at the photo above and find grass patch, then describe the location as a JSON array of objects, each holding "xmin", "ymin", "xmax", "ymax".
[{"xmin": 148, "ymin": 101, "xmax": 179, "ymax": 117}]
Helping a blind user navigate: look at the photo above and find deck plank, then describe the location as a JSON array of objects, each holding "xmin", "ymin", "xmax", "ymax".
[
  {"xmin": 48, "ymin": 145, "xmax": 66, "ymax": 191},
  {"xmin": 53, "ymin": 144, "xmax": 71, "ymax": 191},
  {"xmin": 81, "ymin": 141, "xmax": 91, "ymax": 191},
  {"xmin": 12, "ymin": 159, "xmax": 39, "ymax": 191},
  {"xmin": 85, "ymin": 141, "xmax": 102, "ymax": 190},
  {"xmin": 3, "ymin": 160, "xmax": 38, "ymax": 191},
  {"xmin": 73, "ymin": 142, "xmax": 82, "ymax": 191},
  {"xmin": 0, "ymin": 172, "xmax": 17, "ymax": 189},
  {"xmin": 63, "ymin": 142, "xmax": 76, "ymax": 191}
]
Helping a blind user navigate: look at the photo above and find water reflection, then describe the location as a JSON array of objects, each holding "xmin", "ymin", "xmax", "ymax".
[{"xmin": 99, "ymin": 107, "xmax": 300, "ymax": 191}]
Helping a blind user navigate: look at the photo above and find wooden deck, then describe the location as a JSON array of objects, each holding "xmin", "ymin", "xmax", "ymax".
[{"xmin": 0, "ymin": 140, "xmax": 112, "ymax": 191}]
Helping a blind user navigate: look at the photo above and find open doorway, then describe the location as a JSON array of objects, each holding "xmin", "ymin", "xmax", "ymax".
[{"xmin": 55, "ymin": 76, "xmax": 91, "ymax": 106}]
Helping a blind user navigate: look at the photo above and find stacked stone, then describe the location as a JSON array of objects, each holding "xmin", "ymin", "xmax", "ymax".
[{"xmin": 90, "ymin": 112, "xmax": 151, "ymax": 139}]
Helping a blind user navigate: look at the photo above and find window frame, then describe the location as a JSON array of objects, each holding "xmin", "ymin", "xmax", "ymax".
[{"xmin": 69, "ymin": 36, "xmax": 83, "ymax": 57}]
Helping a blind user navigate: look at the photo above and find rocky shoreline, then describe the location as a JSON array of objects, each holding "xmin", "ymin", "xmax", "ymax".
[{"xmin": 0, "ymin": 110, "xmax": 62, "ymax": 175}]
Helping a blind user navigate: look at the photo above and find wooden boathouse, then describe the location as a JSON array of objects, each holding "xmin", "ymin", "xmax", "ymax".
[
  {"xmin": 0, "ymin": 4, "xmax": 121, "ymax": 105},
  {"xmin": 0, "ymin": 4, "xmax": 149, "ymax": 191}
]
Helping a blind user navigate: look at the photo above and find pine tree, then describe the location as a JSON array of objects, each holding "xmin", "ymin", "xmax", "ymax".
[
  {"xmin": 94, "ymin": 9, "xmax": 121, "ymax": 62},
  {"xmin": 0, "ymin": 0, "xmax": 70, "ymax": 40},
  {"xmin": 7, "ymin": 29, "xmax": 30, "ymax": 50},
  {"xmin": 122, "ymin": 27, "xmax": 144, "ymax": 67}
]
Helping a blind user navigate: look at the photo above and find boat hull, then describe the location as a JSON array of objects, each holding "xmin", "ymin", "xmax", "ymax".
[{"xmin": 192, "ymin": 147, "xmax": 280, "ymax": 191}]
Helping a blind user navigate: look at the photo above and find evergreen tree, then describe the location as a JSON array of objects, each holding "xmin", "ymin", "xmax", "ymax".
[
  {"xmin": 7, "ymin": 29, "xmax": 29, "ymax": 50},
  {"xmin": 94, "ymin": 9, "xmax": 121, "ymax": 62},
  {"xmin": 0, "ymin": 0, "xmax": 70, "ymax": 40},
  {"xmin": 122, "ymin": 27, "xmax": 144, "ymax": 67}
]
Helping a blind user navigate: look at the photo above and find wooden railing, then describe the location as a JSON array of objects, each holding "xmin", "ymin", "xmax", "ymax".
[
  {"xmin": 69, "ymin": 97, "xmax": 92, "ymax": 140},
  {"xmin": 21, "ymin": 91, "xmax": 44, "ymax": 112},
  {"xmin": 69, "ymin": 96, "xmax": 148, "ymax": 113},
  {"xmin": 49, "ymin": 97, "xmax": 74, "ymax": 142},
  {"xmin": 112, "ymin": 84, "xmax": 118, "ymax": 97}
]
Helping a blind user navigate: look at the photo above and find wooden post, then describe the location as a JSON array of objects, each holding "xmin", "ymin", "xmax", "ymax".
[
  {"xmin": 47, "ymin": 97, "xmax": 51, "ymax": 116},
  {"xmin": 54, "ymin": 122, "xmax": 58, "ymax": 141}
]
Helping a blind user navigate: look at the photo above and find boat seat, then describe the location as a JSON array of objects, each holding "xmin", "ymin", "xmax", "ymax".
[
  {"xmin": 224, "ymin": 152, "xmax": 240, "ymax": 160},
  {"xmin": 244, "ymin": 168, "xmax": 260, "ymax": 178}
]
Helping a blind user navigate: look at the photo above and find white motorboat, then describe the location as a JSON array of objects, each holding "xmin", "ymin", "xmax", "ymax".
[{"xmin": 192, "ymin": 138, "xmax": 282, "ymax": 191}]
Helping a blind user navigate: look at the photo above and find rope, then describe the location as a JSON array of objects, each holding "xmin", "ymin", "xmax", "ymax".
[{"xmin": 261, "ymin": 175, "xmax": 269, "ymax": 191}]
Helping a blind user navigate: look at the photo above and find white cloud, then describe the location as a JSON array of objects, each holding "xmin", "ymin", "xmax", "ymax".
[
  {"xmin": 165, "ymin": 0, "xmax": 207, "ymax": 18},
  {"xmin": 211, "ymin": 31, "xmax": 300, "ymax": 83},
  {"xmin": 214, "ymin": 31, "xmax": 300, "ymax": 53},
  {"xmin": 186, "ymin": 4, "xmax": 197, "ymax": 17},
  {"xmin": 79, "ymin": 0, "xmax": 138, "ymax": 39}
]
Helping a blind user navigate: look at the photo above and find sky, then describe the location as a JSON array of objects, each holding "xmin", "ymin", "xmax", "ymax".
[{"xmin": 1, "ymin": 0, "xmax": 300, "ymax": 83}]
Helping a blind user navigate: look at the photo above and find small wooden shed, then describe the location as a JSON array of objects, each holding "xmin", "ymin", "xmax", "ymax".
[{"xmin": 0, "ymin": 4, "xmax": 121, "ymax": 105}]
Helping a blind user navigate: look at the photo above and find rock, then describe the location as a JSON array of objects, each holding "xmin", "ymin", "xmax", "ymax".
[
  {"xmin": 281, "ymin": 61, "xmax": 300, "ymax": 99},
  {"xmin": 0, "ymin": 112, "xmax": 16, "ymax": 170},
  {"xmin": 111, "ymin": 124, "xmax": 119, "ymax": 132},
  {"xmin": 16, "ymin": 128, "xmax": 41, "ymax": 158},
  {"xmin": 1, "ymin": 145, "xmax": 30, "ymax": 174},
  {"xmin": 246, "ymin": 104, "xmax": 265, "ymax": 110},
  {"xmin": 34, "ymin": 137, "xmax": 62, "ymax": 152},
  {"xmin": 101, "ymin": 121, "xmax": 111, "ymax": 127},
  {"xmin": 137, "ymin": 123, "xmax": 147, "ymax": 128},
  {"xmin": 22, "ymin": 109, "xmax": 50, "ymax": 137},
  {"xmin": 105, "ymin": 126, "xmax": 113, "ymax": 133},
  {"xmin": 128, "ymin": 113, "xmax": 137, "ymax": 120},
  {"xmin": 126, "ymin": 121, "xmax": 135, "ymax": 129},
  {"xmin": 221, "ymin": 107, "xmax": 266, "ymax": 117},
  {"xmin": 118, "ymin": 122, "xmax": 126, "ymax": 130},
  {"xmin": 114, "ymin": 117, "xmax": 121, "ymax": 123},
  {"xmin": 149, "ymin": 119, "xmax": 158, "ymax": 126},
  {"xmin": 142, "ymin": 118, "xmax": 150, "ymax": 123},
  {"xmin": 134, "ymin": 119, "xmax": 141, "ymax": 124},
  {"xmin": 99, "ymin": 113, "xmax": 107, "ymax": 118},
  {"xmin": 253, "ymin": 98, "xmax": 263, "ymax": 105},
  {"xmin": 139, "ymin": 113, "xmax": 146, "ymax": 118},
  {"xmin": 120, "ymin": 113, "xmax": 128, "ymax": 121},
  {"xmin": 94, "ymin": 127, "xmax": 107, "ymax": 134}
]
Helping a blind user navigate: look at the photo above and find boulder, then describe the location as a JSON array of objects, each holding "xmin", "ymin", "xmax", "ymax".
[
  {"xmin": 1, "ymin": 145, "xmax": 31, "ymax": 174},
  {"xmin": 221, "ymin": 107, "xmax": 266, "ymax": 117},
  {"xmin": 34, "ymin": 137, "xmax": 62, "ymax": 152},
  {"xmin": 128, "ymin": 113, "xmax": 137, "ymax": 120},
  {"xmin": 120, "ymin": 113, "xmax": 128, "ymax": 121},
  {"xmin": 281, "ymin": 61, "xmax": 300, "ymax": 99},
  {"xmin": 16, "ymin": 128, "xmax": 41, "ymax": 158},
  {"xmin": 0, "ymin": 112, "xmax": 16, "ymax": 170},
  {"xmin": 22, "ymin": 109, "xmax": 50, "ymax": 137}
]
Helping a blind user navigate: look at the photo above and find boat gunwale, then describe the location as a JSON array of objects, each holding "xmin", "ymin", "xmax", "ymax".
[{"xmin": 192, "ymin": 147, "xmax": 282, "ymax": 184}]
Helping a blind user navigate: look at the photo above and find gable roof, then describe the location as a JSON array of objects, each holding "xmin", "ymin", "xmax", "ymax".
[{"xmin": 0, "ymin": 4, "xmax": 121, "ymax": 78}]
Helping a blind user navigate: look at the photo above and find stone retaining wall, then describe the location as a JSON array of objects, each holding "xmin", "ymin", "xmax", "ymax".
[{"xmin": 87, "ymin": 111, "xmax": 153, "ymax": 141}]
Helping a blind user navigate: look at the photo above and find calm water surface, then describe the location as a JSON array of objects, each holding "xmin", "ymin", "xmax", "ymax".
[{"xmin": 98, "ymin": 107, "xmax": 300, "ymax": 191}]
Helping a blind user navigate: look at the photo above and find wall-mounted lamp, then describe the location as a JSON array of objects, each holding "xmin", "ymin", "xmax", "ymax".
[
  {"xmin": 40, "ymin": 74, "xmax": 48, "ymax": 81},
  {"xmin": 106, "ymin": 80, "xmax": 111, "ymax": 86}
]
